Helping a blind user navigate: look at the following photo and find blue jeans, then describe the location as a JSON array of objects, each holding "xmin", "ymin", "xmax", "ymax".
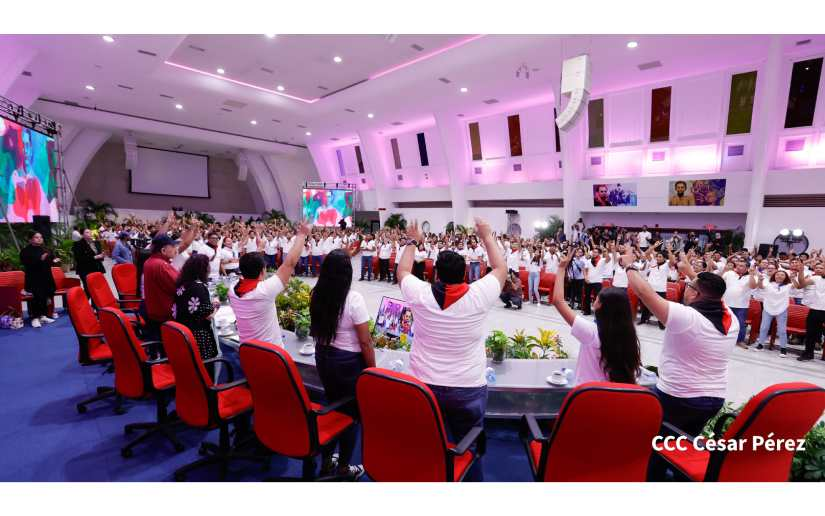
[
  {"xmin": 528, "ymin": 271, "xmax": 540, "ymax": 303},
  {"xmin": 360, "ymin": 255, "xmax": 373, "ymax": 280},
  {"xmin": 653, "ymin": 386, "xmax": 724, "ymax": 437},
  {"xmin": 298, "ymin": 256, "xmax": 309, "ymax": 275},
  {"xmin": 730, "ymin": 307, "xmax": 748, "ymax": 344},
  {"xmin": 757, "ymin": 308, "xmax": 788, "ymax": 349},
  {"xmin": 469, "ymin": 262, "xmax": 481, "ymax": 283},
  {"xmin": 427, "ymin": 384, "xmax": 487, "ymax": 480},
  {"xmin": 314, "ymin": 345, "xmax": 366, "ymax": 467}
]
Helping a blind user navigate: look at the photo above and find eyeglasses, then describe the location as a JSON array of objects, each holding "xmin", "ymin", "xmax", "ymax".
[{"xmin": 685, "ymin": 282, "xmax": 700, "ymax": 294}]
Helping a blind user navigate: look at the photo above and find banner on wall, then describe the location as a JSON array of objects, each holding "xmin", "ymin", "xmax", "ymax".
[
  {"xmin": 592, "ymin": 183, "xmax": 638, "ymax": 207},
  {"xmin": 668, "ymin": 179, "xmax": 726, "ymax": 206}
]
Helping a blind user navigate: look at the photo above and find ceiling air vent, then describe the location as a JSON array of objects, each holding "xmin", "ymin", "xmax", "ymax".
[
  {"xmin": 330, "ymin": 137, "xmax": 340, "ymax": 141},
  {"xmin": 137, "ymin": 49, "xmax": 158, "ymax": 57},
  {"xmin": 159, "ymin": 94, "xmax": 175, "ymax": 99},
  {"xmin": 411, "ymin": 44, "xmax": 425, "ymax": 52},
  {"xmin": 271, "ymin": 119, "xmax": 281, "ymax": 123},
  {"xmin": 637, "ymin": 60, "xmax": 662, "ymax": 71},
  {"xmin": 438, "ymin": 77, "xmax": 451, "ymax": 84},
  {"xmin": 474, "ymin": 167, "xmax": 482, "ymax": 175},
  {"xmin": 187, "ymin": 44, "xmax": 206, "ymax": 52},
  {"xmin": 457, "ymin": 114, "xmax": 464, "ymax": 117},
  {"xmin": 361, "ymin": 178, "xmax": 367, "ymax": 184},
  {"xmin": 513, "ymin": 163, "xmax": 522, "ymax": 172},
  {"xmin": 297, "ymin": 124, "xmax": 307, "ymax": 129},
  {"xmin": 221, "ymin": 108, "xmax": 233, "ymax": 112},
  {"xmin": 260, "ymin": 67, "xmax": 274, "ymax": 74},
  {"xmin": 785, "ymin": 138, "xmax": 805, "ymax": 152},
  {"xmin": 345, "ymin": 108, "xmax": 356, "ymax": 113},
  {"xmin": 796, "ymin": 39, "xmax": 812, "ymax": 46},
  {"xmin": 317, "ymin": 85, "xmax": 329, "ymax": 91},
  {"xmin": 64, "ymin": 100, "xmax": 80, "ymax": 107},
  {"xmin": 652, "ymin": 151, "xmax": 666, "ymax": 162},
  {"xmin": 727, "ymin": 145, "xmax": 745, "ymax": 157},
  {"xmin": 21, "ymin": 70, "xmax": 32, "ymax": 77},
  {"xmin": 391, "ymin": 121, "xmax": 404, "ymax": 126},
  {"xmin": 590, "ymin": 156, "xmax": 602, "ymax": 166},
  {"xmin": 117, "ymin": 84, "xmax": 134, "ymax": 90},
  {"xmin": 483, "ymin": 98, "xmax": 499, "ymax": 104},
  {"xmin": 222, "ymin": 99, "xmax": 247, "ymax": 109},
  {"xmin": 397, "ymin": 174, "xmax": 404, "ymax": 181}
]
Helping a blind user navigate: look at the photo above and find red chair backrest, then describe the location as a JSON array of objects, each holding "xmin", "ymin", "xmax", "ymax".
[
  {"xmin": 666, "ymin": 282, "xmax": 681, "ymax": 303},
  {"xmin": 539, "ymin": 272, "xmax": 556, "ymax": 295},
  {"xmin": 787, "ymin": 304, "xmax": 809, "ymax": 330},
  {"xmin": 518, "ymin": 269, "xmax": 528, "ymax": 296},
  {"xmin": 112, "ymin": 263, "xmax": 138, "ymax": 297},
  {"xmin": 424, "ymin": 259, "xmax": 434, "ymax": 282},
  {"xmin": 542, "ymin": 382, "xmax": 662, "ymax": 481},
  {"xmin": 240, "ymin": 340, "xmax": 315, "ymax": 456},
  {"xmin": 98, "ymin": 308, "xmax": 150, "ymax": 398},
  {"xmin": 66, "ymin": 287, "xmax": 107, "ymax": 365},
  {"xmin": 86, "ymin": 272, "xmax": 118, "ymax": 310},
  {"xmin": 357, "ymin": 368, "xmax": 451, "ymax": 481},
  {"xmin": 711, "ymin": 382, "xmax": 825, "ymax": 481},
  {"xmin": 0, "ymin": 270, "xmax": 24, "ymax": 289},
  {"xmin": 51, "ymin": 267, "xmax": 66, "ymax": 288},
  {"xmin": 627, "ymin": 287, "xmax": 639, "ymax": 316},
  {"xmin": 161, "ymin": 322, "xmax": 214, "ymax": 427}
]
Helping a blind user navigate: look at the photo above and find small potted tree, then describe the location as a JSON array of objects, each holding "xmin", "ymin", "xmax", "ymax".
[{"xmin": 485, "ymin": 330, "xmax": 509, "ymax": 363}]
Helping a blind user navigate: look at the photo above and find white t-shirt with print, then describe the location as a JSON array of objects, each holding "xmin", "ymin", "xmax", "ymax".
[{"xmin": 229, "ymin": 275, "xmax": 285, "ymax": 347}]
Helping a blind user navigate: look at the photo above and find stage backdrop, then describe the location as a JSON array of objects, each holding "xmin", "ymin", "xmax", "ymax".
[
  {"xmin": 0, "ymin": 115, "xmax": 59, "ymax": 222},
  {"xmin": 301, "ymin": 188, "xmax": 354, "ymax": 226},
  {"xmin": 592, "ymin": 182, "xmax": 638, "ymax": 207},
  {"xmin": 668, "ymin": 179, "xmax": 726, "ymax": 206}
]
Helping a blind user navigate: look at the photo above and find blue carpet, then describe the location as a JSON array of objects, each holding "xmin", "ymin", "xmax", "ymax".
[{"xmin": 0, "ymin": 317, "xmax": 534, "ymax": 481}]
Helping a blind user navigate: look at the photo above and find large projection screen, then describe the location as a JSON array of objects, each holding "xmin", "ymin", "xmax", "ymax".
[{"xmin": 131, "ymin": 147, "xmax": 209, "ymax": 198}]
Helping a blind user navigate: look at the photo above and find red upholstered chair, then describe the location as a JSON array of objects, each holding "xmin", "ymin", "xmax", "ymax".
[
  {"xmin": 657, "ymin": 382, "xmax": 825, "ymax": 481},
  {"xmin": 51, "ymin": 267, "xmax": 81, "ymax": 314},
  {"xmin": 356, "ymin": 368, "xmax": 486, "ymax": 482},
  {"xmin": 111, "ymin": 263, "xmax": 142, "ymax": 308},
  {"xmin": 745, "ymin": 299, "xmax": 763, "ymax": 344},
  {"xmin": 240, "ymin": 340, "xmax": 357, "ymax": 479},
  {"xmin": 0, "ymin": 270, "xmax": 27, "ymax": 315},
  {"xmin": 627, "ymin": 287, "xmax": 640, "ymax": 320},
  {"xmin": 520, "ymin": 382, "xmax": 662, "ymax": 481},
  {"xmin": 518, "ymin": 268, "xmax": 529, "ymax": 298},
  {"xmin": 424, "ymin": 259, "xmax": 434, "ymax": 283},
  {"xmin": 786, "ymin": 304, "xmax": 809, "ymax": 341},
  {"xmin": 161, "ymin": 322, "xmax": 259, "ymax": 481},
  {"xmin": 666, "ymin": 282, "xmax": 681, "ymax": 303},
  {"xmin": 538, "ymin": 272, "xmax": 556, "ymax": 304},
  {"xmin": 601, "ymin": 279, "xmax": 613, "ymax": 289},
  {"xmin": 66, "ymin": 287, "xmax": 118, "ymax": 414},
  {"xmin": 86, "ymin": 272, "xmax": 144, "ymax": 326},
  {"xmin": 98, "ymin": 307, "xmax": 183, "ymax": 457}
]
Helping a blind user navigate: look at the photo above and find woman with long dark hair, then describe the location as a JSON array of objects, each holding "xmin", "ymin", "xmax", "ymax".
[
  {"xmin": 173, "ymin": 253, "xmax": 219, "ymax": 360},
  {"xmin": 310, "ymin": 249, "xmax": 375, "ymax": 479},
  {"xmin": 554, "ymin": 248, "xmax": 641, "ymax": 384}
]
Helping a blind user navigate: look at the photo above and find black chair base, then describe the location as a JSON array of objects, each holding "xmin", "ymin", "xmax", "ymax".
[
  {"xmin": 76, "ymin": 387, "xmax": 124, "ymax": 414},
  {"xmin": 122, "ymin": 418, "xmax": 185, "ymax": 458},
  {"xmin": 173, "ymin": 423, "xmax": 267, "ymax": 481}
]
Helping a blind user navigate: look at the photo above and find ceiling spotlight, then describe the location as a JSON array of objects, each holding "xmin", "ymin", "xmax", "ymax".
[
  {"xmin": 367, "ymin": 113, "xmax": 374, "ymax": 119},
  {"xmin": 276, "ymin": 85, "xmax": 285, "ymax": 91},
  {"xmin": 85, "ymin": 85, "xmax": 95, "ymax": 91},
  {"xmin": 305, "ymin": 131, "xmax": 312, "ymax": 136},
  {"xmin": 333, "ymin": 56, "xmax": 343, "ymax": 63},
  {"xmin": 627, "ymin": 41, "xmax": 639, "ymax": 49},
  {"xmin": 216, "ymin": 68, "xmax": 225, "ymax": 75},
  {"xmin": 175, "ymin": 104, "xmax": 183, "ymax": 110},
  {"xmin": 250, "ymin": 120, "xmax": 258, "ymax": 125},
  {"xmin": 102, "ymin": 35, "xmax": 115, "ymax": 43},
  {"xmin": 779, "ymin": 228, "xmax": 790, "ymax": 237},
  {"xmin": 265, "ymin": 33, "xmax": 277, "ymax": 39},
  {"xmin": 460, "ymin": 87, "xmax": 468, "ymax": 93},
  {"xmin": 792, "ymin": 228, "xmax": 804, "ymax": 238}
]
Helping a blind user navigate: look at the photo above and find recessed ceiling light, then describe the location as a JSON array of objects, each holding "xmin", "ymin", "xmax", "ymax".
[
  {"xmin": 305, "ymin": 131, "xmax": 312, "ymax": 136},
  {"xmin": 627, "ymin": 41, "xmax": 639, "ymax": 49},
  {"xmin": 460, "ymin": 87, "xmax": 468, "ymax": 93},
  {"xmin": 367, "ymin": 113, "xmax": 374, "ymax": 118},
  {"xmin": 175, "ymin": 104, "xmax": 183, "ymax": 110},
  {"xmin": 333, "ymin": 56, "xmax": 343, "ymax": 63},
  {"xmin": 265, "ymin": 34, "xmax": 277, "ymax": 39},
  {"xmin": 85, "ymin": 85, "xmax": 95, "ymax": 91},
  {"xmin": 276, "ymin": 85, "xmax": 285, "ymax": 91},
  {"xmin": 102, "ymin": 35, "xmax": 114, "ymax": 43},
  {"xmin": 216, "ymin": 68, "xmax": 225, "ymax": 75},
  {"xmin": 250, "ymin": 120, "xmax": 258, "ymax": 125}
]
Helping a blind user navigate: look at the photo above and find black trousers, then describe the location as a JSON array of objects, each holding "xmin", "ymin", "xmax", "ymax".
[
  {"xmin": 28, "ymin": 293, "xmax": 50, "ymax": 319},
  {"xmin": 582, "ymin": 282, "xmax": 602, "ymax": 315},
  {"xmin": 640, "ymin": 291, "xmax": 668, "ymax": 323},
  {"xmin": 803, "ymin": 308, "xmax": 825, "ymax": 358},
  {"xmin": 568, "ymin": 278, "xmax": 584, "ymax": 309},
  {"xmin": 315, "ymin": 345, "xmax": 365, "ymax": 467},
  {"xmin": 392, "ymin": 263, "xmax": 399, "ymax": 284},
  {"xmin": 412, "ymin": 261, "xmax": 425, "ymax": 280},
  {"xmin": 378, "ymin": 258, "xmax": 390, "ymax": 281}
]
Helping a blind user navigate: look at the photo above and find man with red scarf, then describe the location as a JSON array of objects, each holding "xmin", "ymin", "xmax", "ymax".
[
  {"xmin": 396, "ymin": 217, "xmax": 506, "ymax": 481},
  {"xmin": 230, "ymin": 221, "xmax": 311, "ymax": 347}
]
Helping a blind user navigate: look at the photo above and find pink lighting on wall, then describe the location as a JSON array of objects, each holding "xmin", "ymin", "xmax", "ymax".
[
  {"xmin": 369, "ymin": 35, "xmax": 485, "ymax": 80},
  {"xmin": 672, "ymin": 145, "xmax": 718, "ymax": 174}
]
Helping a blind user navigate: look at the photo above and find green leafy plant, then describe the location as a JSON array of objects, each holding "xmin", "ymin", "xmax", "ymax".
[
  {"xmin": 214, "ymin": 283, "xmax": 229, "ymax": 303},
  {"xmin": 54, "ymin": 239, "xmax": 76, "ymax": 271},
  {"xmin": 78, "ymin": 199, "xmax": 118, "ymax": 225},
  {"xmin": 536, "ymin": 215, "xmax": 564, "ymax": 240},
  {"xmin": 792, "ymin": 421, "xmax": 825, "ymax": 481},
  {"xmin": 294, "ymin": 308, "xmax": 311, "ymax": 339},
  {"xmin": 509, "ymin": 329, "xmax": 533, "ymax": 359},
  {"xmin": 262, "ymin": 209, "xmax": 287, "ymax": 222},
  {"xmin": 383, "ymin": 213, "xmax": 407, "ymax": 230},
  {"xmin": 0, "ymin": 248, "xmax": 21, "ymax": 271},
  {"xmin": 527, "ymin": 327, "xmax": 568, "ymax": 359},
  {"xmin": 276, "ymin": 277, "xmax": 312, "ymax": 332},
  {"xmin": 485, "ymin": 330, "xmax": 509, "ymax": 363}
]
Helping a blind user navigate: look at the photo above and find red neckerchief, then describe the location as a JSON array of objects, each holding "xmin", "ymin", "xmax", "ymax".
[
  {"xmin": 431, "ymin": 281, "xmax": 470, "ymax": 310},
  {"xmin": 235, "ymin": 278, "xmax": 260, "ymax": 297}
]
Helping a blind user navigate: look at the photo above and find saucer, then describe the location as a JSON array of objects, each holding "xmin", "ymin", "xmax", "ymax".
[
  {"xmin": 299, "ymin": 345, "xmax": 315, "ymax": 356},
  {"xmin": 546, "ymin": 375, "xmax": 568, "ymax": 386}
]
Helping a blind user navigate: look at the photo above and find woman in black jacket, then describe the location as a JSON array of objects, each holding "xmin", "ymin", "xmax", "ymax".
[
  {"xmin": 20, "ymin": 232, "xmax": 60, "ymax": 328},
  {"xmin": 72, "ymin": 228, "xmax": 105, "ymax": 293},
  {"xmin": 173, "ymin": 254, "xmax": 219, "ymax": 360}
]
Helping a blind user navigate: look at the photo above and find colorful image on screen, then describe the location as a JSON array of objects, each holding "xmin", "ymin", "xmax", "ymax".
[
  {"xmin": 0, "ymin": 116, "xmax": 59, "ymax": 222},
  {"xmin": 593, "ymin": 183, "xmax": 638, "ymax": 207},
  {"xmin": 668, "ymin": 179, "xmax": 726, "ymax": 206},
  {"xmin": 375, "ymin": 296, "xmax": 414, "ymax": 339},
  {"xmin": 301, "ymin": 188, "xmax": 354, "ymax": 227}
]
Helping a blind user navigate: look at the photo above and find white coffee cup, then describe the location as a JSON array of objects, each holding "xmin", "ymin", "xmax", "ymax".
[{"xmin": 550, "ymin": 370, "xmax": 566, "ymax": 384}]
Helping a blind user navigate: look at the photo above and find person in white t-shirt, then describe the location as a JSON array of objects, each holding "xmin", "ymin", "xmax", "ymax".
[
  {"xmin": 639, "ymin": 244, "xmax": 674, "ymax": 329},
  {"xmin": 377, "ymin": 238, "xmax": 393, "ymax": 282},
  {"xmin": 637, "ymin": 226, "xmax": 652, "ymax": 251},
  {"xmin": 309, "ymin": 249, "xmax": 375, "ymax": 480},
  {"xmin": 791, "ymin": 262, "xmax": 825, "ymax": 361},
  {"xmin": 467, "ymin": 240, "xmax": 483, "ymax": 283},
  {"xmin": 553, "ymin": 247, "xmax": 641, "ymax": 385},
  {"xmin": 543, "ymin": 243, "xmax": 560, "ymax": 274},
  {"xmin": 619, "ymin": 248, "xmax": 737, "ymax": 436},
  {"xmin": 397, "ymin": 217, "xmax": 506, "ymax": 480},
  {"xmin": 309, "ymin": 235, "xmax": 323, "ymax": 276},
  {"xmin": 582, "ymin": 248, "xmax": 610, "ymax": 315},
  {"xmin": 358, "ymin": 235, "xmax": 376, "ymax": 281},
  {"xmin": 220, "ymin": 237, "xmax": 240, "ymax": 275},
  {"xmin": 753, "ymin": 269, "xmax": 792, "ymax": 356},
  {"xmin": 263, "ymin": 232, "xmax": 278, "ymax": 270},
  {"xmin": 230, "ymin": 222, "xmax": 310, "ymax": 349},
  {"xmin": 721, "ymin": 260, "xmax": 757, "ymax": 349}
]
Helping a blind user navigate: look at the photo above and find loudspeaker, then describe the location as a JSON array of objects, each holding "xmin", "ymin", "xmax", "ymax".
[
  {"xmin": 505, "ymin": 209, "xmax": 518, "ymax": 214},
  {"xmin": 32, "ymin": 215, "xmax": 52, "ymax": 242},
  {"xmin": 555, "ymin": 54, "xmax": 591, "ymax": 131}
]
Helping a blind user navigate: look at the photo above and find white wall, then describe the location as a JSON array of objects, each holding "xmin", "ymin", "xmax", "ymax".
[{"xmin": 756, "ymin": 168, "xmax": 825, "ymax": 248}]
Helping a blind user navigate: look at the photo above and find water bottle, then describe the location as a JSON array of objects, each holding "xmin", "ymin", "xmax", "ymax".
[
  {"xmin": 562, "ymin": 367, "xmax": 574, "ymax": 382},
  {"xmin": 390, "ymin": 359, "xmax": 404, "ymax": 372},
  {"xmin": 485, "ymin": 367, "xmax": 496, "ymax": 385}
]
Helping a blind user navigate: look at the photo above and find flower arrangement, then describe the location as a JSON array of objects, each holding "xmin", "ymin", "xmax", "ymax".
[
  {"xmin": 277, "ymin": 277, "xmax": 312, "ymax": 332},
  {"xmin": 214, "ymin": 283, "xmax": 229, "ymax": 303},
  {"xmin": 485, "ymin": 328, "xmax": 567, "ymax": 361}
]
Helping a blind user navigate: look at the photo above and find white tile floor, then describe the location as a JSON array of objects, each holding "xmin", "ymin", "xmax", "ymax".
[{"xmin": 300, "ymin": 259, "xmax": 825, "ymax": 407}]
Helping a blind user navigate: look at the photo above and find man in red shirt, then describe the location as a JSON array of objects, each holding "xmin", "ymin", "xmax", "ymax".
[{"xmin": 143, "ymin": 234, "xmax": 182, "ymax": 338}]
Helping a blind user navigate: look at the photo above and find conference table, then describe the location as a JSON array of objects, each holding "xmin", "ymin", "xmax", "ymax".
[{"xmin": 212, "ymin": 305, "xmax": 658, "ymax": 418}]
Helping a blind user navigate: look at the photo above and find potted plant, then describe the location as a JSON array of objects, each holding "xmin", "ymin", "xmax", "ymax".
[
  {"xmin": 485, "ymin": 330, "xmax": 509, "ymax": 363},
  {"xmin": 214, "ymin": 283, "xmax": 229, "ymax": 304},
  {"xmin": 294, "ymin": 308, "xmax": 311, "ymax": 340},
  {"xmin": 527, "ymin": 328, "xmax": 568, "ymax": 359},
  {"xmin": 509, "ymin": 329, "xmax": 532, "ymax": 359}
]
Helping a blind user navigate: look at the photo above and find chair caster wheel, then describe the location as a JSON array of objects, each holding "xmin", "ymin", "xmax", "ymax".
[
  {"xmin": 76, "ymin": 404, "xmax": 87, "ymax": 414},
  {"xmin": 121, "ymin": 448, "xmax": 133, "ymax": 458},
  {"xmin": 174, "ymin": 472, "xmax": 186, "ymax": 482},
  {"xmin": 198, "ymin": 444, "xmax": 209, "ymax": 456},
  {"xmin": 174, "ymin": 443, "xmax": 185, "ymax": 453}
]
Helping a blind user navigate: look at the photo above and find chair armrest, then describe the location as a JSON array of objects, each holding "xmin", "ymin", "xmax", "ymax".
[
  {"xmin": 660, "ymin": 421, "xmax": 696, "ymax": 441},
  {"xmin": 712, "ymin": 413, "xmax": 737, "ymax": 438},
  {"xmin": 146, "ymin": 357, "xmax": 168, "ymax": 365},
  {"xmin": 79, "ymin": 332, "xmax": 105, "ymax": 339},
  {"xmin": 211, "ymin": 378, "xmax": 248, "ymax": 392},
  {"xmin": 62, "ymin": 278, "xmax": 82, "ymax": 288},
  {"xmin": 313, "ymin": 396, "xmax": 355, "ymax": 416},
  {"xmin": 519, "ymin": 414, "xmax": 550, "ymax": 444},
  {"xmin": 449, "ymin": 425, "xmax": 485, "ymax": 456},
  {"xmin": 203, "ymin": 357, "xmax": 235, "ymax": 382},
  {"xmin": 118, "ymin": 297, "xmax": 143, "ymax": 304},
  {"xmin": 139, "ymin": 340, "xmax": 162, "ymax": 354}
]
